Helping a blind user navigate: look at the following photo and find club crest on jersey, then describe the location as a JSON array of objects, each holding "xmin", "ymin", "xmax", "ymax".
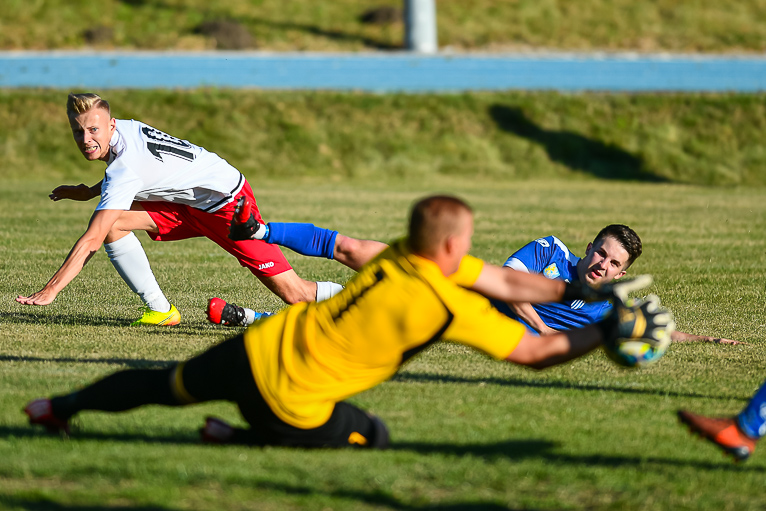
[{"xmin": 543, "ymin": 263, "xmax": 560, "ymax": 279}]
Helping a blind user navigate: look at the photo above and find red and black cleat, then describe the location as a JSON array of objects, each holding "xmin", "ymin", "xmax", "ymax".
[
  {"xmin": 24, "ymin": 398, "xmax": 70, "ymax": 436},
  {"xmin": 207, "ymin": 297, "xmax": 248, "ymax": 327},
  {"xmin": 200, "ymin": 416, "xmax": 235, "ymax": 444},
  {"xmin": 233, "ymin": 195, "xmax": 252, "ymax": 225},
  {"xmin": 678, "ymin": 409, "xmax": 757, "ymax": 462},
  {"xmin": 229, "ymin": 195, "xmax": 263, "ymax": 241}
]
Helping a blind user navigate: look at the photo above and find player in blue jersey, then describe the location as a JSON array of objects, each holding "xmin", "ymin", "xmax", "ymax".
[
  {"xmin": 490, "ymin": 225, "xmax": 736, "ymax": 343},
  {"xmin": 208, "ymin": 210, "xmax": 736, "ymax": 345},
  {"xmin": 490, "ymin": 227, "xmax": 634, "ymax": 335}
]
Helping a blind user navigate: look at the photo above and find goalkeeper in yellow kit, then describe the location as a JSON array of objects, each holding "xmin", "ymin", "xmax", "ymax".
[{"xmin": 24, "ymin": 195, "xmax": 672, "ymax": 448}]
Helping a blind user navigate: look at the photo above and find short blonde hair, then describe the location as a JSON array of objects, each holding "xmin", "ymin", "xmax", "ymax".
[
  {"xmin": 408, "ymin": 195, "xmax": 473, "ymax": 255},
  {"xmin": 67, "ymin": 93, "xmax": 110, "ymax": 118}
]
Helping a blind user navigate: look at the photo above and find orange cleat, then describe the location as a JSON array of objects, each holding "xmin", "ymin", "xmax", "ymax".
[{"xmin": 678, "ymin": 410, "xmax": 757, "ymax": 462}]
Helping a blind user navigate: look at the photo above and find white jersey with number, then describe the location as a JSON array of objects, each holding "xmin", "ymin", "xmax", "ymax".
[{"xmin": 96, "ymin": 119, "xmax": 245, "ymax": 213}]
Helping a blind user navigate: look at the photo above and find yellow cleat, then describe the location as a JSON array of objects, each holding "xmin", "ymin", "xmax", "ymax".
[{"xmin": 130, "ymin": 304, "xmax": 181, "ymax": 326}]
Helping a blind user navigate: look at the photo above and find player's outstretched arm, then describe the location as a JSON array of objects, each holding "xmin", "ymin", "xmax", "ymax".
[
  {"xmin": 506, "ymin": 295, "xmax": 674, "ymax": 370},
  {"xmin": 671, "ymin": 330, "xmax": 743, "ymax": 345},
  {"xmin": 507, "ymin": 301, "xmax": 559, "ymax": 335},
  {"xmin": 506, "ymin": 324, "xmax": 602, "ymax": 370},
  {"xmin": 472, "ymin": 263, "xmax": 652, "ymax": 307},
  {"xmin": 49, "ymin": 181, "xmax": 102, "ymax": 202},
  {"xmin": 471, "ymin": 263, "xmax": 568, "ymax": 304},
  {"xmin": 16, "ymin": 209, "xmax": 122, "ymax": 305}
]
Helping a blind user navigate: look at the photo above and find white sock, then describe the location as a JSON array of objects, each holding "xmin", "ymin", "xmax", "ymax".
[
  {"xmin": 253, "ymin": 224, "xmax": 269, "ymax": 240},
  {"xmin": 242, "ymin": 308, "xmax": 257, "ymax": 326},
  {"xmin": 316, "ymin": 281, "xmax": 344, "ymax": 302},
  {"xmin": 104, "ymin": 232, "xmax": 171, "ymax": 313}
]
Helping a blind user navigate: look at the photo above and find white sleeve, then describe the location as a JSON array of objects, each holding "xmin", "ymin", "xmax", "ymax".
[
  {"xmin": 503, "ymin": 257, "xmax": 530, "ymax": 272},
  {"xmin": 96, "ymin": 157, "xmax": 145, "ymax": 211}
]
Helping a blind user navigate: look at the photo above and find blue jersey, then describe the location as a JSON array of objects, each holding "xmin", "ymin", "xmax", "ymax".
[{"xmin": 492, "ymin": 236, "xmax": 612, "ymax": 331}]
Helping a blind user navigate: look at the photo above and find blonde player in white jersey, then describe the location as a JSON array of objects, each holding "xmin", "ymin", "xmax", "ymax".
[{"xmin": 15, "ymin": 93, "xmax": 342, "ymax": 325}]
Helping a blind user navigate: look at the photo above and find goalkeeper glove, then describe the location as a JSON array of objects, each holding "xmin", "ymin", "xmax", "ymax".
[
  {"xmin": 596, "ymin": 294, "xmax": 676, "ymax": 349},
  {"xmin": 563, "ymin": 274, "xmax": 653, "ymax": 304}
]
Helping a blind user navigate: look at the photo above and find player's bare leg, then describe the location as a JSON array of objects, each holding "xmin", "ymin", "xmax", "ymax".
[
  {"xmin": 106, "ymin": 206, "xmax": 159, "ymax": 240},
  {"xmin": 333, "ymin": 234, "xmax": 387, "ymax": 272},
  {"xmin": 228, "ymin": 196, "xmax": 386, "ymax": 272},
  {"xmin": 258, "ymin": 270, "xmax": 317, "ymax": 304},
  {"xmin": 257, "ymin": 270, "xmax": 341, "ymax": 304},
  {"xmin": 104, "ymin": 206, "xmax": 178, "ymax": 325}
]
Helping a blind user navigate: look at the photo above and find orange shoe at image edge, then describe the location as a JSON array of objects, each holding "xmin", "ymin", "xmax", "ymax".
[{"xmin": 678, "ymin": 410, "xmax": 756, "ymax": 462}]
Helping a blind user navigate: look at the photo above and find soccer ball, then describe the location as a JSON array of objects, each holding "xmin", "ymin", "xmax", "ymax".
[
  {"xmin": 602, "ymin": 337, "xmax": 671, "ymax": 368},
  {"xmin": 601, "ymin": 294, "xmax": 675, "ymax": 368}
]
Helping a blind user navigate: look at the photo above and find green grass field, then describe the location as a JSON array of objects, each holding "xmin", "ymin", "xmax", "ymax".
[
  {"xmin": 5, "ymin": 0, "xmax": 766, "ymax": 505},
  {"xmin": 2, "ymin": 171, "xmax": 766, "ymax": 509},
  {"xmin": 4, "ymin": 90, "xmax": 766, "ymax": 187},
  {"xmin": 4, "ymin": 0, "xmax": 766, "ymax": 53}
]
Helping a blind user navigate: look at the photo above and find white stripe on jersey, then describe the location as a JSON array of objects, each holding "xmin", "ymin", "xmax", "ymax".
[
  {"xmin": 570, "ymin": 300, "xmax": 586, "ymax": 310},
  {"xmin": 550, "ymin": 236, "xmax": 580, "ymax": 266},
  {"xmin": 503, "ymin": 257, "xmax": 530, "ymax": 272}
]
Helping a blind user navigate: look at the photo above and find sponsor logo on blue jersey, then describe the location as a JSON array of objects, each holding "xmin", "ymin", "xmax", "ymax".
[{"xmin": 543, "ymin": 263, "xmax": 560, "ymax": 279}]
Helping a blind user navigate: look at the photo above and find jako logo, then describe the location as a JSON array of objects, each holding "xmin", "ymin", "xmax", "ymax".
[{"xmin": 258, "ymin": 262, "xmax": 275, "ymax": 270}]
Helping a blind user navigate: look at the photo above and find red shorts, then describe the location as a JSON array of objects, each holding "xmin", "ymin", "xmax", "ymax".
[{"xmin": 141, "ymin": 182, "xmax": 292, "ymax": 278}]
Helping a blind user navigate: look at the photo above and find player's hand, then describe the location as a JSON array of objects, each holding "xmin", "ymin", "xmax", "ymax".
[
  {"xmin": 710, "ymin": 337, "xmax": 744, "ymax": 345},
  {"xmin": 670, "ymin": 332, "xmax": 746, "ymax": 345},
  {"xmin": 49, "ymin": 184, "xmax": 94, "ymax": 202},
  {"xmin": 599, "ymin": 294, "xmax": 676, "ymax": 348},
  {"xmin": 15, "ymin": 288, "xmax": 58, "ymax": 306},
  {"xmin": 537, "ymin": 325, "xmax": 560, "ymax": 336}
]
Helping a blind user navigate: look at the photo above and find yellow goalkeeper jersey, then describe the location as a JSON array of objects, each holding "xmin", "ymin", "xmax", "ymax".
[{"xmin": 243, "ymin": 239, "xmax": 527, "ymax": 429}]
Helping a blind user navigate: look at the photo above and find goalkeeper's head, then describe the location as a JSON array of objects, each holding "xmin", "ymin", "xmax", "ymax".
[
  {"xmin": 408, "ymin": 195, "xmax": 474, "ymax": 277},
  {"xmin": 577, "ymin": 224, "xmax": 642, "ymax": 286}
]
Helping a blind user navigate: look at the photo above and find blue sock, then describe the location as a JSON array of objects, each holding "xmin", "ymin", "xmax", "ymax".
[
  {"xmin": 737, "ymin": 379, "xmax": 766, "ymax": 438},
  {"xmin": 265, "ymin": 223, "xmax": 338, "ymax": 260}
]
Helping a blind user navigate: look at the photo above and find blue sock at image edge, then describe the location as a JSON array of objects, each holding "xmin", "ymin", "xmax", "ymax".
[{"xmin": 737, "ymin": 379, "xmax": 766, "ymax": 439}]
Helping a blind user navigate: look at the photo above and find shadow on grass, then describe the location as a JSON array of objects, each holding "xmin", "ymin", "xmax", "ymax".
[
  {"xmin": 1, "ymin": 311, "xmax": 225, "ymax": 335},
  {"xmin": 215, "ymin": 481, "xmax": 529, "ymax": 510},
  {"xmin": 392, "ymin": 371, "xmax": 745, "ymax": 402},
  {"xmin": 0, "ymin": 425, "xmax": 198, "ymax": 445},
  {"xmin": 0, "ymin": 487, "xmax": 521, "ymax": 511},
  {"xmin": 1, "ymin": 312, "xmax": 128, "ymax": 328},
  {"xmin": 2, "ymin": 425, "xmax": 763, "ymax": 474},
  {"xmin": 116, "ymin": 0, "xmax": 401, "ymax": 50},
  {"xmin": 0, "ymin": 354, "xmax": 174, "ymax": 369},
  {"xmin": 244, "ymin": 17, "xmax": 401, "ymax": 50},
  {"xmin": 0, "ymin": 496, "xmax": 177, "ymax": 511},
  {"xmin": 489, "ymin": 104, "xmax": 666, "ymax": 182}
]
